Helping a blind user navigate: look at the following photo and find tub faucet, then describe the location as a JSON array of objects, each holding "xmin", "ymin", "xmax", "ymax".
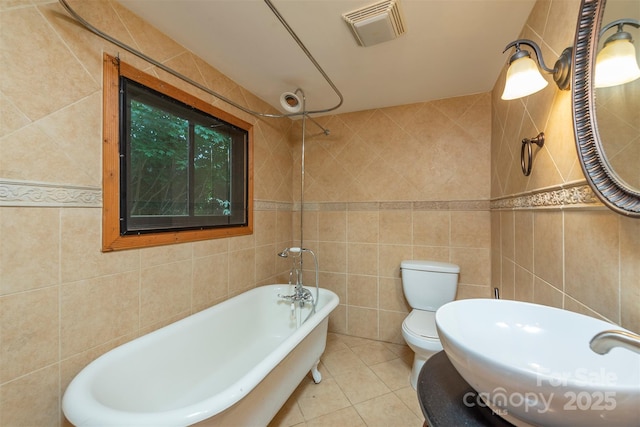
[
  {"xmin": 280, "ymin": 286, "xmax": 314, "ymax": 306},
  {"xmin": 277, "ymin": 247, "xmax": 319, "ymax": 314},
  {"xmin": 589, "ymin": 330, "xmax": 640, "ymax": 355}
]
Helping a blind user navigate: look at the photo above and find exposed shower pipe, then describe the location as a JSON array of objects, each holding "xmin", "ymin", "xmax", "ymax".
[
  {"xmin": 280, "ymin": 88, "xmax": 307, "ymax": 259},
  {"xmin": 278, "ymin": 87, "xmax": 308, "ymax": 275},
  {"xmin": 56, "ymin": 0, "xmax": 342, "ymax": 134},
  {"xmin": 299, "ymin": 90, "xmax": 307, "ymax": 250}
]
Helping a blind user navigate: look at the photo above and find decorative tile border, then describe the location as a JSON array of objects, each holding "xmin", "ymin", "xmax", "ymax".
[
  {"xmin": 254, "ymin": 200, "xmax": 292, "ymax": 211},
  {"xmin": 3, "ymin": 180, "xmax": 600, "ymax": 211},
  {"xmin": 0, "ymin": 180, "xmax": 102, "ymax": 207},
  {"xmin": 490, "ymin": 183, "xmax": 603, "ymax": 210},
  {"xmin": 296, "ymin": 200, "xmax": 490, "ymax": 212},
  {"xmin": 3, "ymin": 183, "xmax": 490, "ymax": 212}
]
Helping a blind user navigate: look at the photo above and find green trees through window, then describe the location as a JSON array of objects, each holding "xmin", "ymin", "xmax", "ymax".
[
  {"xmin": 122, "ymin": 77, "xmax": 247, "ymax": 233},
  {"xmin": 128, "ymin": 99, "xmax": 190, "ymax": 216}
]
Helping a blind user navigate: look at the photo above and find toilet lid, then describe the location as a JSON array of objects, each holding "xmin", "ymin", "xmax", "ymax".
[{"xmin": 405, "ymin": 310, "xmax": 438, "ymax": 339}]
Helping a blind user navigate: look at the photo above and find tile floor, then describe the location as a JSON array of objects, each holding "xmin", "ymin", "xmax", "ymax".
[{"xmin": 269, "ymin": 333, "xmax": 425, "ymax": 427}]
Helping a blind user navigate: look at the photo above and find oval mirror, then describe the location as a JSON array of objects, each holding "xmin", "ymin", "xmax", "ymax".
[{"xmin": 573, "ymin": 0, "xmax": 640, "ymax": 216}]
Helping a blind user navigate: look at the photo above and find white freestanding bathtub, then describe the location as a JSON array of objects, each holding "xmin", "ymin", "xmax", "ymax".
[{"xmin": 62, "ymin": 284, "xmax": 339, "ymax": 426}]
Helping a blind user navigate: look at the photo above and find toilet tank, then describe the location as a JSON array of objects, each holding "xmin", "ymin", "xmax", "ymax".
[{"xmin": 401, "ymin": 260, "xmax": 459, "ymax": 311}]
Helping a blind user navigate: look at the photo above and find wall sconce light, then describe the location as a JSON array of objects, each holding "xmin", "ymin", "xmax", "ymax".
[
  {"xmin": 595, "ymin": 19, "xmax": 640, "ymax": 88},
  {"xmin": 501, "ymin": 39, "xmax": 572, "ymax": 100}
]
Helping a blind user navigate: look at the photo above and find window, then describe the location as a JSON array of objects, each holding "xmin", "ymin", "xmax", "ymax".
[{"xmin": 102, "ymin": 54, "xmax": 253, "ymax": 251}]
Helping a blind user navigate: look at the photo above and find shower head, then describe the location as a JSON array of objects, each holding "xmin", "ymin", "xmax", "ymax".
[
  {"xmin": 278, "ymin": 89, "xmax": 330, "ymax": 135},
  {"xmin": 280, "ymin": 91, "xmax": 302, "ymax": 113},
  {"xmin": 278, "ymin": 247, "xmax": 303, "ymax": 258}
]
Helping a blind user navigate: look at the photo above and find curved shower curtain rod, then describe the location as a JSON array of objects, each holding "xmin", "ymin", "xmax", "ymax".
[{"xmin": 58, "ymin": 0, "xmax": 342, "ymax": 133}]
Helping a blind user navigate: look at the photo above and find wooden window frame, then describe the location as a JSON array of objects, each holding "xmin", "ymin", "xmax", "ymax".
[{"xmin": 102, "ymin": 54, "xmax": 253, "ymax": 251}]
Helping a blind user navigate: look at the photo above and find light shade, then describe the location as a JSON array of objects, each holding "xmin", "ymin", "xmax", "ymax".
[
  {"xmin": 595, "ymin": 38, "xmax": 640, "ymax": 88},
  {"xmin": 501, "ymin": 55, "xmax": 549, "ymax": 100}
]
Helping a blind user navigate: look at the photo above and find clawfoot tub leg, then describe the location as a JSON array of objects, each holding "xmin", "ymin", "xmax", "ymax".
[{"xmin": 311, "ymin": 360, "xmax": 322, "ymax": 384}]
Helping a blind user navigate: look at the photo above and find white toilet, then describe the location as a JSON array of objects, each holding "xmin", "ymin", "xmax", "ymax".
[{"xmin": 400, "ymin": 260, "xmax": 459, "ymax": 389}]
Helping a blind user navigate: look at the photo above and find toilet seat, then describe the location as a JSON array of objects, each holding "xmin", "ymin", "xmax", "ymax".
[{"xmin": 403, "ymin": 310, "xmax": 438, "ymax": 340}]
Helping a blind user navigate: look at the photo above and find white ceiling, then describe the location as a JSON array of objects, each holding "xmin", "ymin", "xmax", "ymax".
[{"xmin": 116, "ymin": 0, "xmax": 536, "ymax": 116}]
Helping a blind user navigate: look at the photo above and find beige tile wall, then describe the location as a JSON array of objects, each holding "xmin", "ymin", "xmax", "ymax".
[
  {"xmin": 490, "ymin": 0, "xmax": 640, "ymax": 333},
  {"xmin": 0, "ymin": 1, "xmax": 295, "ymax": 425},
  {"xmin": 287, "ymin": 95, "xmax": 493, "ymax": 344}
]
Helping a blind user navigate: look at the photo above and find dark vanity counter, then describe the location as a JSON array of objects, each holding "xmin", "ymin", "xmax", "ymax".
[{"xmin": 417, "ymin": 351, "xmax": 514, "ymax": 427}]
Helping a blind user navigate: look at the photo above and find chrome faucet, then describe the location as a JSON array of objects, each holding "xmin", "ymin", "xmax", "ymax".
[
  {"xmin": 589, "ymin": 330, "xmax": 640, "ymax": 355},
  {"xmin": 280, "ymin": 286, "xmax": 314, "ymax": 306},
  {"xmin": 277, "ymin": 247, "xmax": 319, "ymax": 314}
]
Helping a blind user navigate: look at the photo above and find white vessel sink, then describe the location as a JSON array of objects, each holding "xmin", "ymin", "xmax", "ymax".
[{"xmin": 435, "ymin": 299, "xmax": 640, "ymax": 427}]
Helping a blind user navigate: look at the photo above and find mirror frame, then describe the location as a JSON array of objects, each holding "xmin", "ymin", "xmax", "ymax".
[{"xmin": 573, "ymin": 0, "xmax": 640, "ymax": 217}]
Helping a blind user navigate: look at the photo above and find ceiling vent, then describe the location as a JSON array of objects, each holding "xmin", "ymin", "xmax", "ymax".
[{"xmin": 342, "ymin": 0, "xmax": 407, "ymax": 47}]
